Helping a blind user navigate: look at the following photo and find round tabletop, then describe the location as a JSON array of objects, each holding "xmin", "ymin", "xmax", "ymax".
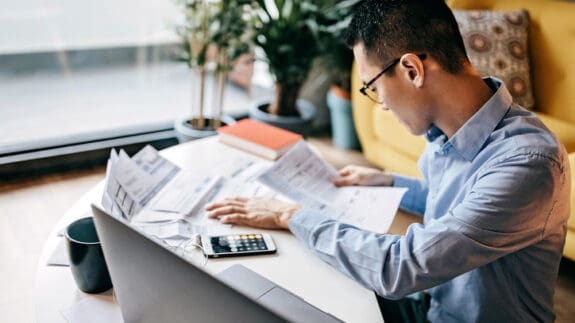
[{"xmin": 35, "ymin": 137, "xmax": 384, "ymax": 323}]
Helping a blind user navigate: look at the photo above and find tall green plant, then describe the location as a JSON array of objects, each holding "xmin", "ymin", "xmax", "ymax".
[
  {"xmin": 318, "ymin": 0, "xmax": 361, "ymax": 93},
  {"xmin": 249, "ymin": 0, "xmax": 328, "ymax": 116},
  {"xmin": 176, "ymin": 0, "xmax": 252, "ymax": 128},
  {"xmin": 247, "ymin": 0, "xmax": 359, "ymax": 116},
  {"xmin": 176, "ymin": 0, "xmax": 357, "ymax": 119}
]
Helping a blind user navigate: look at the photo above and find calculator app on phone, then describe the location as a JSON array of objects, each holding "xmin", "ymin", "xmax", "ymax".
[{"xmin": 202, "ymin": 233, "xmax": 277, "ymax": 258}]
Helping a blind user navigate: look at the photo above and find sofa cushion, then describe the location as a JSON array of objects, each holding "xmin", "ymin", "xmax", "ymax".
[
  {"xmin": 536, "ymin": 113, "xmax": 575, "ymax": 153},
  {"xmin": 449, "ymin": 0, "xmax": 575, "ymax": 124},
  {"xmin": 453, "ymin": 9, "xmax": 535, "ymax": 110}
]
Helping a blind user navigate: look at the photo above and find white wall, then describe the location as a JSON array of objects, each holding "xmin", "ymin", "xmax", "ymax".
[{"xmin": 0, "ymin": 0, "xmax": 181, "ymax": 54}]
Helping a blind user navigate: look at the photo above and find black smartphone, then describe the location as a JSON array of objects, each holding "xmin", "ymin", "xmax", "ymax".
[{"xmin": 201, "ymin": 233, "xmax": 277, "ymax": 258}]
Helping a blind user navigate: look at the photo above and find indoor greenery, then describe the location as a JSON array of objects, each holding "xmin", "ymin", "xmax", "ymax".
[
  {"xmin": 176, "ymin": 0, "xmax": 252, "ymax": 129},
  {"xmin": 249, "ymin": 0, "xmax": 359, "ymax": 117},
  {"xmin": 176, "ymin": 0, "xmax": 359, "ymax": 120},
  {"xmin": 318, "ymin": 0, "xmax": 361, "ymax": 94},
  {"xmin": 249, "ymin": 0, "xmax": 330, "ymax": 117}
]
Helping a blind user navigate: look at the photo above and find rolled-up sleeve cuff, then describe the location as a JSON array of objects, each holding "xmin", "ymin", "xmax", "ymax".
[
  {"xmin": 392, "ymin": 173, "xmax": 415, "ymax": 188},
  {"xmin": 392, "ymin": 174, "xmax": 425, "ymax": 216},
  {"xmin": 288, "ymin": 208, "xmax": 330, "ymax": 241}
]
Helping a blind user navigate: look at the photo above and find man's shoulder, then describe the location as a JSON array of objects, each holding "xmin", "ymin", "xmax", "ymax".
[
  {"xmin": 485, "ymin": 105, "xmax": 565, "ymax": 168},
  {"xmin": 497, "ymin": 105, "xmax": 558, "ymax": 146}
]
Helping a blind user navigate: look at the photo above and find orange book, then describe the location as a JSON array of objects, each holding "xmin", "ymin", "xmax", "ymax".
[{"xmin": 217, "ymin": 119, "xmax": 303, "ymax": 160}]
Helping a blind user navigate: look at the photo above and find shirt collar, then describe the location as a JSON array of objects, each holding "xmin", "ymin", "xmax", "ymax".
[{"xmin": 426, "ymin": 77, "xmax": 513, "ymax": 161}]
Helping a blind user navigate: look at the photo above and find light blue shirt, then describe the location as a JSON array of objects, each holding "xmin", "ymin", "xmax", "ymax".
[{"xmin": 289, "ymin": 78, "xmax": 570, "ymax": 322}]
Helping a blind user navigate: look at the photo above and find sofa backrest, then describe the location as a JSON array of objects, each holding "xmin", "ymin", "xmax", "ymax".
[{"xmin": 449, "ymin": 0, "xmax": 575, "ymax": 124}]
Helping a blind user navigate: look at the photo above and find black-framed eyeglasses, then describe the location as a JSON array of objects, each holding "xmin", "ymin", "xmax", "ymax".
[{"xmin": 359, "ymin": 54, "xmax": 427, "ymax": 104}]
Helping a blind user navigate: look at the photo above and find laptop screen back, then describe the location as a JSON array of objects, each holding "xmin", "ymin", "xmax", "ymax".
[{"xmin": 91, "ymin": 205, "xmax": 287, "ymax": 323}]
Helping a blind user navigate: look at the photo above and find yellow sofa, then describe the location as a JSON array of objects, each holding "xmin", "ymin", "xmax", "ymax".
[{"xmin": 351, "ymin": 0, "xmax": 575, "ymax": 261}]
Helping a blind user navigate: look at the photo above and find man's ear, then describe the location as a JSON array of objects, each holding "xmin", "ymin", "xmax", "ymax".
[{"xmin": 399, "ymin": 54, "xmax": 425, "ymax": 88}]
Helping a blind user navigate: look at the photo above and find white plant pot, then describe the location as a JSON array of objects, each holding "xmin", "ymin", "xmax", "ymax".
[
  {"xmin": 248, "ymin": 98, "xmax": 317, "ymax": 137},
  {"xmin": 174, "ymin": 115, "xmax": 235, "ymax": 143}
]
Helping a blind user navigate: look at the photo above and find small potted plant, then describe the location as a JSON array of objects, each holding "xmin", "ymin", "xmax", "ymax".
[
  {"xmin": 246, "ymin": 0, "xmax": 332, "ymax": 136},
  {"xmin": 174, "ymin": 0, "xmax": 252, "ymax": 141},
  {"xmin": 246, "ymin": 0, "xmax": 359, "ymax": 135}
]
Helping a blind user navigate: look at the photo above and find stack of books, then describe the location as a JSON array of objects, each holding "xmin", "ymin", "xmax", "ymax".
[{"xmin": 217, "ymin": 119, "xmax": 302, "ymax": 160}]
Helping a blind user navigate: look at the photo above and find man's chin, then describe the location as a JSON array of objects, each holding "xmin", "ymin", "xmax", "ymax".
[
  {"xmin": 395, "ymin": 117, "xmax": 411, "ymax": 132},
  {"xmin": 404, "ymin": 123, "xmax": 427, "ymax": 136}
]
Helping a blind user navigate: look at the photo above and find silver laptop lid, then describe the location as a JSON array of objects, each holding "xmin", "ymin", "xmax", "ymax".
[{"xmin": 91, "ymin": 204, "xmax": 287, "ymax": 323}]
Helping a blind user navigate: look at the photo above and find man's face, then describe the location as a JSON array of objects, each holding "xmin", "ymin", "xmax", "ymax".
[{"xmin": 353, "ymin": 43, "xmax": 432, "ymax": 136}]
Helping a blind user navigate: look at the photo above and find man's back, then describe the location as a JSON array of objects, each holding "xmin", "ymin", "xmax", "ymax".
[
  {"xmin": 289, "ymin": 78, "xmax": 570, "ymax": 322},
  {"xmin": 415, "ymin": 78, "xmax": 570, "ymax": 322},
  {"xmin": 205, "ymin": 0, "xmax": 572, "ymax": 321}
]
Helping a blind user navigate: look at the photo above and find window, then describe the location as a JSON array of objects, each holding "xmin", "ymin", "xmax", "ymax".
[{"xmin": 0, "ymin": 0, "xmax": 271, "ymax": 178}]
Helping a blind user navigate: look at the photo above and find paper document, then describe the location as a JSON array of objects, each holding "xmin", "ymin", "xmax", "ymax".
[
  {"xmin": 102, "ymin": 149, "xmax": 129, "ymax": 218},
  {"xmin": 209, "ymin": 160, "xmax": 277, "ymax": 202},
  {"xmin": 183, "ymin": 158, "xmax": 277, "ymax": 234},
  {"xmin": 101, "ymin": 145, "xmax": 283, "ymax": 247},
  {"xmin": 133, "ymin": 219, "xmax": 205, "ymax": 240},
  {"xmin": 148, "ymin": 171, "xmax": 220, "ymax": 216},
  {"xmin": 258, "ymin": 141, "xmax": 407, "ymax": 233},
  {"xmin": 102, "ymin": 146, "xmax": 221, "ymax": 220}
]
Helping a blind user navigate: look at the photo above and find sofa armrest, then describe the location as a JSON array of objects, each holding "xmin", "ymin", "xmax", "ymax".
[{"xmin": 564, "ymin": 153, "xmax": 575, "ymax": 261}]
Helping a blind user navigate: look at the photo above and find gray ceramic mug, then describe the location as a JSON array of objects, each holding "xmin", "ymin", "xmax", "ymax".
[{"xmin": 65, "ymin": 217, "xmax": 113, "ymax": 294}]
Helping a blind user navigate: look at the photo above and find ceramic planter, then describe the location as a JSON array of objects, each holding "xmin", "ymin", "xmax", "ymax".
[
  {"xmin": 249, "ymin": 98, "xmax": 317, "ymax": 137},
  {"xmin": 327, "ymin": 86, "xmax": 360, "ymax": 150}
]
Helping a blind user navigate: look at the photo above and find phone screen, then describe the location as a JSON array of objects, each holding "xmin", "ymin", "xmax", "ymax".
[{"xmin": 203, "ymin": 234, "xmax": 276, "ymax": 258}]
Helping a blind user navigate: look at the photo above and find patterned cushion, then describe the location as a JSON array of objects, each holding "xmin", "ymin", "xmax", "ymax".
[{"xmin": 453, "ymin": 9, "xmax": 535, "ymax": 109}]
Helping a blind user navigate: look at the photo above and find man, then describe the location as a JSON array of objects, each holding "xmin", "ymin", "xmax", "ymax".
[{"xmin": 206, "ymin": 0, "xmax": 570, "ymax": 322}]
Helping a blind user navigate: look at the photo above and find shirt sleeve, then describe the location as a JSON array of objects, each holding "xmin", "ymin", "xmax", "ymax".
[
  {"xmin": 288, "ymin": 152, "xmax": 565, "ymax": 299},
  {"xmin": 392, "ymin": 174, "xmax": 428, "ymax": 216}
]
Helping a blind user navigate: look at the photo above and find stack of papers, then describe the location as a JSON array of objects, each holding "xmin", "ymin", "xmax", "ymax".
[
  {"xmin": 100, "ymin": 145, "xmax": 273, "ymax": 244},
  {"xmin": 258, "ymin": 141, "xmax": 407, "ymax": 233},
  {"xmin": 99, "ymin": 141, "xmax": 407, "ymax": 244},
  {"xmin": 102, "ymin": 146, "xmax": 221, "ymax": 221}
]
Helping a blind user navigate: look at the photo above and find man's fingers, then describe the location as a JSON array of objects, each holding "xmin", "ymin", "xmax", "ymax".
[
  {"xmin": 219, "ymin": 213, "xmax": 259, "ymax": 225},
  {"xmin": 205, "ymin": 201, "xmax": 224, "ymax": 211},
  {"xmin": 219, "ymin": 212, "xmax": 276, "ymax": 229},
  {"xmin": 230, "ymin": 197, "xmax": 249, "ymax": 203},
  {"xmin": 338, "ymin": 166, "xmax": 353, "ymax": 176},
  {"xmin": 333, "ymin": 177, "xmax": 358, "ymax": 187},
  {"xmin": 333, "ymin": 178, "xmax": 347, "ymax": 187},
  {"xmin": 205, "ymin": 197, "xmax": 246, "ymax": 210},
  {"xmin": 219, "ymin": 213, "xmax": 246, "ymax": 224},
  {"xmin": 207, "ymin": 206, "xmax": 247, "ymax": 218},
  {"xmin": 224, "ymin": 201, "xmax": 245, "ymax": 208},
  {"xmin": 205, "ymin": 202, "xmax": 243, "ymax": 210}
]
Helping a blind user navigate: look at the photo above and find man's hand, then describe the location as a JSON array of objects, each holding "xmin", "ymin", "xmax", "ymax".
[
  {"xmin": 205, "ymin": 197, "xmax": 302, "ymax": 230},
  {"xmin": 333, "ymin": 165, "xmax": 394, "ymax": 187}
]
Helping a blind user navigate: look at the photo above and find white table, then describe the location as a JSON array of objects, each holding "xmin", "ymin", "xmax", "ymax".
[{"xmin": 35, "ymin": 137, "xmax": 384, "ymax": 323}]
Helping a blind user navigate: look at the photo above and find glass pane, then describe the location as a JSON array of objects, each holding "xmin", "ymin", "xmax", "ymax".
[{"xmin": 0, "ymin": 0, "xmax": 273, "ymax": 155}]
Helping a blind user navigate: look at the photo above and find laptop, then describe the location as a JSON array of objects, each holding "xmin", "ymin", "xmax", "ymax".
[{"xmin": 91, "ymin": 205, "xmax": 342, "ymax": 323}]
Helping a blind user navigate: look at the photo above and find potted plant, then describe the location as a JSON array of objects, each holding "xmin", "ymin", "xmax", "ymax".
[
  {"xmin": 174, "ymin": 0, "xmax": 252, "ymax": 141},
  {"xmin": 320, "ymin": 0, "xmax": 361, "ymax": 149},
  {"xmin": 246, "ymin": 0, "xmax": 334, "ymax": 136}
]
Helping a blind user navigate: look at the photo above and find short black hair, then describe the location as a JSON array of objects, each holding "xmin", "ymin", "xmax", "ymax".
[{"xmin": 345, "ymin": 0, "xmax": 468, "ymax": 74}]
